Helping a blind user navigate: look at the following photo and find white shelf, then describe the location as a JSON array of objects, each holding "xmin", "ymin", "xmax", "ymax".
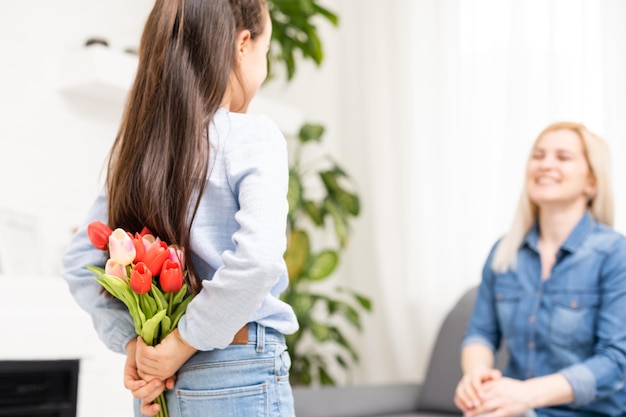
[{"xmin": 59, "ymin": 45, "xmax": 138, "ymax": 105}]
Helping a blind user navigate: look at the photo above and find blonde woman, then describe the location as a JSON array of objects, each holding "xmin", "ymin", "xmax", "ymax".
[{"xmin": 454, "ymin": 122, "xmax": 626, "ymax": 417}]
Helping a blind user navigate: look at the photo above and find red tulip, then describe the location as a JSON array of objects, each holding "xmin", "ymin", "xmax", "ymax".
[
  {"xmin": 159, "ymin": 260, "xmax": 183, "ymax": 293},
  {"xmin": 141, "ymin": 238, "xmax": 170, "ymax": 276},
  {"xmin": 129, "ymin": 262, "xmax": 153, "ymax": 294},
  {"xmin": 87, "ymin": 221, "xmax": 112, "ymax": 250},
  {"xmin": 131, "ymin": 233, "xmax": 146, "ymax": 264}
]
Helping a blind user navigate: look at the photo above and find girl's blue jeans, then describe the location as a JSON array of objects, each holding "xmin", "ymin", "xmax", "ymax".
[{"xmin": 134, "ymin": 323, "xmax": 295, "ymax": 417}]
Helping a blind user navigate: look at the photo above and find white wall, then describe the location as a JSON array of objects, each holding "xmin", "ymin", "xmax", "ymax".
[
  {"xmin": 0, "ymin": 2, "xmax": 163, "ymax": 415},
  {"xmin": 0, "ymin": 0, "xmax": 156, "ymax": 274}
]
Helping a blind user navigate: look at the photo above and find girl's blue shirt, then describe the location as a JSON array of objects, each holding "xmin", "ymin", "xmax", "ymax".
[{"xmin": 61, "ymin": 108, "xmax": 298, "ymax": 353}]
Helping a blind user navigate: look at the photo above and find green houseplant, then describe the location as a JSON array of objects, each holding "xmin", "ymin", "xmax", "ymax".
[
  {"xmin": 282, "ymin": 124, "xmax": 372, "ymax": 385},
  {"xmin": 265, "ymin": 0, "xmax": 373, "ymax": 386},
  {"xmin": 267, "ymin": 0, "xmax": 339, "ymax": 80}
]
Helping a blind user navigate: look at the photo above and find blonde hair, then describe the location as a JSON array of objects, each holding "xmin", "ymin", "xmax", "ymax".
[{"xmin": 491, "ymin": 121, "xmax": 614, "ymax": 273}]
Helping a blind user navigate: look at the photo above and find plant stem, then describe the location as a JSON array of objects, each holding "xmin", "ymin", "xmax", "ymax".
[{"xmin": 155, "ymin": 393, "xmax": 169, "ymax": 417}]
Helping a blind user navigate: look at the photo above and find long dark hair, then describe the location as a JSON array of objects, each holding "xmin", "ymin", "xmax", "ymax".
[{"xmin": 106, "ymin": 0, "xmax": 267, "ymax": 293}]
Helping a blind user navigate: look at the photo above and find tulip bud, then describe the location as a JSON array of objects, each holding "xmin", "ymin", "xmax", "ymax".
[
  {"xmin": 130, "ymin": 262, "xmax": 153, "ymax": 294},
  {"xmin": 105, "ymin": 259, "xmax": 127, "ymax": 280},
  {"xmin": 108, "ymin": 228, "xmax": 137, "ymax": 266},
  {"xmin": 87, "ymin": 221, "xmax": 112, "ymax": 250},
  {"xmin": 159, "ymin": 260, "xmax": 183, "ymax": 293}
]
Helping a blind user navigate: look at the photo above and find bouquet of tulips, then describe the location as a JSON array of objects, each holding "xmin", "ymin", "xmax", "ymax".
[{"xmin": 86, "ymin": 220, "xmax": 195, "ymax": 417}]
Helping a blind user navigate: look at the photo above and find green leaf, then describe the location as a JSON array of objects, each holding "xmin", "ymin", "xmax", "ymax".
[
  {"xmin": 151, "ymin": 285, "xmax": 168, "ymax": 312},
  {"xmin": 291, "ymin": 293, "xmax": 315, "ymax": 319},
  {"xmin": 338, "ymin": 287, "xmax": 373, "ymax": 312},
  {"xmin": 171, "ymin": 283, "xmax": 188, "ymax": 308},
  {"xmin": 303, "ymin": 200, "xmax": 324, "ymax": 226},
  {"xmin": 306, "ymin": 250, "xmax": 338, "ymax": 281},
  {"xmin": 332, "ymin": 328, "xmax": 359, "ymax": 362},
  {"xmin": 86, "ymin": 265, "xmax": 105, "ymax": 275},
  {"xmin": 160, "ymin": 315, "xmax": 172, "ymax": 338},
  {"xmin": 313, "ymin": 3, "xmax": 339, "ymax": 26},
  {"xmin": 318, "ymin": 366, "xmax": 335, "ymax": 386},
  {"xmin": 319, "ymin": 171, "xmax": 360, "ymax": 216},
  {"xmin": 94, "ymin": 275, "xmax": 144, "ymax": 334},
  {"xmin": 309, "ymin": 321, "xmax": 331, "ymax": 342},
  {"xmin": 170, "ymin": 294, "xmax": 195, "ymax": 329},
  {"xmin": 323, "ymin": 199, "xmax": 349, "ymax": 247},
  {"xmin": 130, "ymin": 291, "xmax": 147, "ymax": 327},
  {"xmin": 287, "ymin": 172, "xmax": 303, "ymax": 218},
  {"xmin": 140, "ymin": 309, "xmax": 167, "ymax": 346},
  {"xmin": 298, "ymin": 123, "xmax": 324, "ymax": 142},
  {"xmin": 353, "ymin": 293, "xmax": 373, "ymax": 312},
  {"xmin": 284, "ymin": 229, "xmax": 310, "ymax": 281},
  {"xmin": 335, "ymin": 355, "xmax": 348, "ymax": 369},
  {"xmin": 333, "ymin": 189, "xmax": 360, "ymax": 217}
]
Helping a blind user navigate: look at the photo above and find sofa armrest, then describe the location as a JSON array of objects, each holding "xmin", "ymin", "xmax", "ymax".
[{"xmin": 293, "ymin": 383, "xmax": 422, "ymax": 417}]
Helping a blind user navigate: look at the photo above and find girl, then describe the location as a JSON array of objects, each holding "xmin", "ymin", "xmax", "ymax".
[{"xmin": 61, "ymin": 0, "xmax": 298, "ymax": 416}]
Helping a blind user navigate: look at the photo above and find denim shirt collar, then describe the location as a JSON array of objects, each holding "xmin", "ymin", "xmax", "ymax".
[{"xmin": 523, "ymin": 210, "xmax": 595, "ymax": 255}]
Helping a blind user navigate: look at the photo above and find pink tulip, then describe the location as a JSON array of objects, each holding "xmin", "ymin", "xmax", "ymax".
[
  {"xmin": 130, "ymin": 262, "xmax": 153, "ymax": 294},
  {"xmin": 108, "ymin": 228, "xmax": 137, "ymax": 266},
  {"xmin": 160, "ymin": 260, "xmax": 183, "ymax": 293},
  {"xmin": 168, "ymin": 246, "xmax": 185, "ymax": 270},
  {"xmin": 87, "ymin": 221, "xmax": 112, "ymax": 250},
  {"xmin": 105, "ymin": 259, "xmax": 127, "ymax": 280}
]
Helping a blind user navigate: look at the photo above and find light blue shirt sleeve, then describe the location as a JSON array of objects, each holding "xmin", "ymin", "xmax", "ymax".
[{"xmin": 61, "ymin": 194, "xmax": 137, "ymax": 354}]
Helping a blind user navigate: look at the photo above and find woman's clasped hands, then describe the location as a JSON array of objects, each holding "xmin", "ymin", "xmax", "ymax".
[{"xmin": 455, "ymin": 368, "xmax": 535, "ymax": 417}]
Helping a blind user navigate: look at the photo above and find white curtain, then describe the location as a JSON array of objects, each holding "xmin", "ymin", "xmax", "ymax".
[{"xmin": 330, "ymin": 0, "xmax": 626, "ymax": 384}]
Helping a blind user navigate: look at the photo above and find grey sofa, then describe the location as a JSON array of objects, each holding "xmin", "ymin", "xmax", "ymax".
[{"xmin": 293, "ymin": 286, "xmax": 506, "ymax": 417}]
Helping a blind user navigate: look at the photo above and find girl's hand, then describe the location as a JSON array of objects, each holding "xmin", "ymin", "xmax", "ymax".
[
  {"xmin": 123, "ymin": 338, "xmax": 165, "ymax": 416},
  {"xmin": 136, "ymin": 328, "xmax": 197, "ymax": 381}
]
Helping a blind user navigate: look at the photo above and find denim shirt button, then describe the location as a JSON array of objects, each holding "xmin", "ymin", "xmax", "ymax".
[
  {"xmin": 526, "ymin": 371, "xmax": 532, "ymax": 378},
  {"xmin": 496, "ymin": 293, "xmax": 503, "ymax": 300},
  {"xmin": 528, "ymin": 315, "xmax": 535, "ymax": 323},
  {"xmin": 570, "ymin": 300, "xmax": 578, "ymax": 309},
  {"xmin": 528, "ymin": 342, "xmax": 535, "ymax": 349}
]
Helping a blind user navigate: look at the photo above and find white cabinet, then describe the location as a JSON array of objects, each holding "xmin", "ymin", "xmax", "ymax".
[{"xmin": 0, "ymin": 275, "xmax": 132, "ymax": 417}]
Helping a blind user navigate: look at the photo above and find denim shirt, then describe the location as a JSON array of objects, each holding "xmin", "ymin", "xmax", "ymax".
[
  {"xmin": 463, "ymin": 212, "xmax": 626, "ymax": 417},
  {"xmin": 61, "ymin": 108, "xmax": 299, "ymax": 354}
]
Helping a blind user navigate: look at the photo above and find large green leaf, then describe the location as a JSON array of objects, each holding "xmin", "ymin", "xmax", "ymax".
[
  {"xmin": 284, "ymin": 229, "xmax": 310, "ymax": 281},
  {"xmin": 309, "ymin": 321, "xmax": 331, "ymax": 342},
  {"xmin": 298, "ymin": 123, "xmax": 324, "ymax": 143},
  {"xmin": 306, "ymin": 250, "xmax": 338, "ymax": 281},
  {"xmin": 303, "ymin": 200, "xmax": 324, "ymax": 226},
  {"xmin": 287, "ymin": 171, "xmax": 303, "ymax": 218},
  {"xmin": 140, "ymin": 309, "xmax": 167, "ymax": 346},
  {"xmin": 323, "ymin": 199, "xmax": 349, "ymax": 247}
]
